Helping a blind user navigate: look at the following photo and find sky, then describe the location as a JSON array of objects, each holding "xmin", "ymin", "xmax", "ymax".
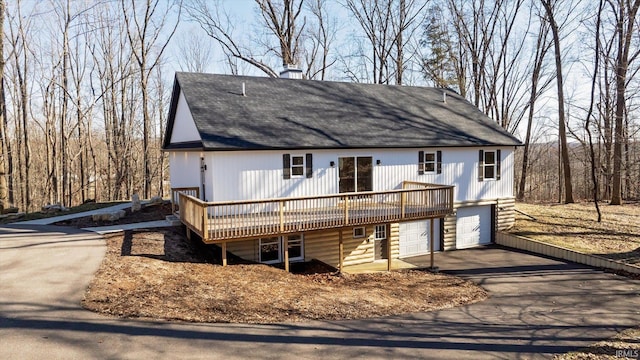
[{"xmin": 167, "ymin": 0, "xmax": 357, "ymax": 78}]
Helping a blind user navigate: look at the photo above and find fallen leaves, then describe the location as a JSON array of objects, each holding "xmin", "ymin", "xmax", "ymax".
[{"xmin": 83, "ymin": 227, "xmax": 487, "ymax": 323}]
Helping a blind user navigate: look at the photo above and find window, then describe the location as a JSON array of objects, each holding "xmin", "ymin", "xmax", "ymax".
[
  {"xmin": 286, "ymin": 234, "xmax": 304, "ymax": 262},
  {"xmin": 418, "ymin": 150, "xmax": 442, "ymax": 174},
  {"xmin": 424, "ymin": 152, "xmax": 436, "ymax": 172},
  {"xmin": 259, "ymin": 235, "xmax": 304, "ymax": 264},
  {"xmin": 259, "ymin": 237, "xmax": 281, "ymax": 264},
  {"xmin": 374, "ymin": 225, "xmax": 386, "ymax": 240},
  {"xmin": 283, "ymin": 154, "xmax": 313, "ymax": 179},
  {"xmin": 339, "ymin": 156, "xmax": 373, "ymax": 193},
  {"xmin": 291, "ymin": 155, "xmax": 305, "ymax": 176},
  {"xmin": 478, "ymin": 149, "xmax": 501, "ymax": 181},
  {"xmin": 353, "ymin": 227, "xmax": 366, "ymax": 238}
]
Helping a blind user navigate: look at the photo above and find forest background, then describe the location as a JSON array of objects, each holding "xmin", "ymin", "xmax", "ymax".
[{"xmin": 1, "ymin": 0, "xmax": 638, "ymax": 212}]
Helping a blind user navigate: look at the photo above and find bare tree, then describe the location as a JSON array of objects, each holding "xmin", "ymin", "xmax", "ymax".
[
  {"xmin": 187, "ymin": 0, "xmax": 307, "ymax": 77},
  {"xmin": 517, "ymin": 10, "xmax": 553, "ymax": 200},
  {"xmin": 6, "ymin": 1, "xmax": 34, "ymax": 210},
  {"xmin": 609, "ymin": 0, "xmax": 640, "ymax": 205},
  {"xmin": 121, "ymin": 0, "xmax": 181, "ymax": 198},
  {"xmin": 585, "ymin": 0, "xmax": 604, "ymax": 221},
  {"xmin": 0, "ymin": 0, "xmax": 8, "ymax": 210},
  {"xmin": 542, "ymin": 0, "xmax": 574, "ymax": 204},
  {"xmin": 344, "ymin": 0, "xmax": 427, "ymax": 84},
  {"xmin": 176, "ymin": 31, "xmax": 213, "ymax": 73},
  {"xmin": 303, "ymin": 0, "xmax": 336, "ymax": 80}
]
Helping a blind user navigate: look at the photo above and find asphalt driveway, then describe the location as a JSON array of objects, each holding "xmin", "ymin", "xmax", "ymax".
[{"xmin": 1, "ymin": 225, "xmax": 639, "ymax": 359}]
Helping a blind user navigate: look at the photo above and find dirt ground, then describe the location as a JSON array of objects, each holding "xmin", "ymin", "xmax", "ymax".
[
  {"xmin": 82, "ymin": 227, "xmax": 487, "ymax": 323},
  {"xmin": 511, "ymin": 202, "xmax": 640, "ymax": 265}
]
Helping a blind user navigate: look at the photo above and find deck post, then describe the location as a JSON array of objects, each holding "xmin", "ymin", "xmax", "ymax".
[
  {"xmin": 401, "ymin": 192, "xmax": 406, "ymax": 219},
  {"xmin": 202, "ymin": 205, "xmax": 208, "ymax": 242},
  {"xmin": 338, "ymin": 229, "xmax": 344, "ymax": 272},
  {"xmin": 387, "ymin": 223, "xmax": 392, "ymax": 271},
  {"xmin": 284, "ymin": 235, "xmax": 289, "ymax": 272},
  {"xmin": 222, "ymin": 241, "xmax": 227, "ymax": 267},
  {"xmin": 430, "ymin": 218, "xmax": 435, "ymax": 269}
]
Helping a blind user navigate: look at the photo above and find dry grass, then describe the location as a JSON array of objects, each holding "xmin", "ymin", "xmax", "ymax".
[
  {"xmin": 83, "ymin": 227, "xmax": 487, "ymax": 323},
  {"xmin": 511, "ymin": 202, "xmax": 640, "ymax": 264},
  {"xmin": 554, "ymin": 327, "xmax": 640, "ymax": 360}
]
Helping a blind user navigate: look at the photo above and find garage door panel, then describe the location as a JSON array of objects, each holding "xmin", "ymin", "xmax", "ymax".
[
  {"xmin": 456, "ymin": 206, "xmax": 492, "ymax": 249},
  {"xmin": 399, "ymin": 220, "xmax": 440, "ymax": 258}
]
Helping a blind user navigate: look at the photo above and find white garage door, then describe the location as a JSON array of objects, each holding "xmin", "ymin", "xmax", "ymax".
[
  {"xmin": 399, "ymin": 219, "xmax": 440, "ymax": 258},
  {"xmin": 456, "ymin": 206, "xmax": 493, "ymax": 249}
]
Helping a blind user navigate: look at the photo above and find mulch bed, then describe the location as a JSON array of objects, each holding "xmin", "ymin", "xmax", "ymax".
[{"xmin": 82, "ymin": 227, "xmax": 488, "ymax": 323}]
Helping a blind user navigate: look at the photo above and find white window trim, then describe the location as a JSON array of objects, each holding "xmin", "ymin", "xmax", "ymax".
[
  {"xmin": 483, "ymin": 150, "xmax": 497, "ymax": 180},
  {"xmin": 259, "ymin": 237, "xmax": 281, "ymax": 264},
  {"xmin": 423, "ymin": 151, "xmax": 437, "ymax": 173},
  {"xmin": 259, "ymin": 235, "xmax": 305, "ymax": 264},
  {"xmin": 374, "ymin": 225, "xmax": 387, "ymax": 240},
  {"xmin": 353, "ymin": 227, "xmax": 366, "ymax": 238},
  {"xmin": 290, "ymin": 154, "xmax": 306, "ymax": 178},
  {"xmin": 286, "ymin": 234, "xmax": 305, "ymax": 262}
]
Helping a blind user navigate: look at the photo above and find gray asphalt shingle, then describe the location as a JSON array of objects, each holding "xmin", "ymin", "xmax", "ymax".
[{"xmin": 164, "ymin": 72, "xmax": 522, "ymax": 150}]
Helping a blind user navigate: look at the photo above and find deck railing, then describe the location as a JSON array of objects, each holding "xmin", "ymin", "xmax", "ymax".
[
  {"xmin": 171, "ymin": 187, "xmax": 200, "ymax": 214},
  {"xmin": 177, "ymin": 183, "xmax": 454, "ymax": 244}
]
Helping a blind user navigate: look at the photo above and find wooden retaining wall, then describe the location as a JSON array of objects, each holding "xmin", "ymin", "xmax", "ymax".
[{"xmin": 496, "ymin": 232, "xmax": 640, "ymax": 275}]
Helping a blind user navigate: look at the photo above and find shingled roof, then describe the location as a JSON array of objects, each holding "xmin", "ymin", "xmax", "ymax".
[{"xmin": 163, "ymin": 72, "xmax": 522, "ymax": 150}]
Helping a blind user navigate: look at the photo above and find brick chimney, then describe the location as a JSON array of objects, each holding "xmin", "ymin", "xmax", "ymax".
[{"xmin": 279, "ymin": 64, "xmax": 303, "ymax": 79}]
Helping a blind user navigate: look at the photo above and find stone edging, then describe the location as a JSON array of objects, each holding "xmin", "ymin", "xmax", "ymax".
[{"xmin": 496, "ymin": 232, "xmax": 640, "ymax": 275}]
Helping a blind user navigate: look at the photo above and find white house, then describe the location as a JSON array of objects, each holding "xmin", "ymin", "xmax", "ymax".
[{"xmin": 163, "ymin": 69, "xmax": 522, "ymax": 270}]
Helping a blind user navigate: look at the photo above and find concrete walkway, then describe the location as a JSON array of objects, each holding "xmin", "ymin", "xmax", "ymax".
[
  {"xmin": 13, "ymin": 202, "xmax": 134, "ymax": 225},
  {"xmin": 12, "ymin": 201, "xmax": 176, "ymax": 233},
  {"xmin": 1, "ymin": 225, "xmax": 639, "ymax": 359},
  {"xmin": 82, "ymin": 220, "xmax": 174, "ymax": 234}
]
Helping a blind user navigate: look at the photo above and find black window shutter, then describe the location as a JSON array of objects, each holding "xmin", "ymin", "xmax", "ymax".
[
  {"xmin": 496, "ymin": 149, "xmax": 501, "ymax": 180},
  {"xmin": 283, "ymin": 154, "xmax": 291, "ymax": 179},
  {"xmin": 437, "ymin": 150, "xmax": 442, "ymax": 174},
  {"xmin": 418, "ymin": 151, "xmax": 424, "ymax": 175},
  {"xmin": 305, "ymin": 153, "xmax": 313, "ymax": 178},
  {"xmin": 478, "ymin": 150, "xmax": 484, "ymax": 181}
]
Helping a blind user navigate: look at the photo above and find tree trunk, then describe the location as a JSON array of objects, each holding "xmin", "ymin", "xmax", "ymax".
[
  {"xmin": 0, "ymin": 0, "xmax": 7, "ymax": 211},
  {"xmin": 542, "ymin": 0, "xmax": 573, "ymax": 204},
  {"xmin": 610, "ymin": 0, "xmax": 640, "ymax": 205}
]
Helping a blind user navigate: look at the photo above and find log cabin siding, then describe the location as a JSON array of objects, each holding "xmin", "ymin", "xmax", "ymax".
[
  {"xmin": 225, "ymin": 239, "xmax": 258, "ymax": 262},
  {"xmin": 224, "ymin": 223, "xmax": 403, "ymax": 268}
]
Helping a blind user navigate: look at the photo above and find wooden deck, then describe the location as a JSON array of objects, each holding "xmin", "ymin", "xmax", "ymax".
[{"xmin": 174, "ymin": 182, "xmax": 454, "ymax": 244}]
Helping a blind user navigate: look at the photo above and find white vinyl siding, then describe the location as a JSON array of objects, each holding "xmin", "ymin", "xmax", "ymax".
[
  {"xmin": 169, "ymin": 91, "xmax": 202, "ymax": 143},
  {"xmin": 168, "ymin": 151, "xmax": 202, "ymax": 189},
  {"xmin": 171, "ymin": 147, "xmax": 514, "ymax": 203}
]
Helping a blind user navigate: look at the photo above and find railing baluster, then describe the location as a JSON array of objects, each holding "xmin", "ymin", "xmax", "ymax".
[{"xmin": 176, "ymin": 184, "xmax": 453, "ymax": 243}]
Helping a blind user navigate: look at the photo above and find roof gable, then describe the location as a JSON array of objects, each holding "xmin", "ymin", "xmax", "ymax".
[{"xmin": 163, "ymin": 72, "xmax": 522, "ymax": 151}]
